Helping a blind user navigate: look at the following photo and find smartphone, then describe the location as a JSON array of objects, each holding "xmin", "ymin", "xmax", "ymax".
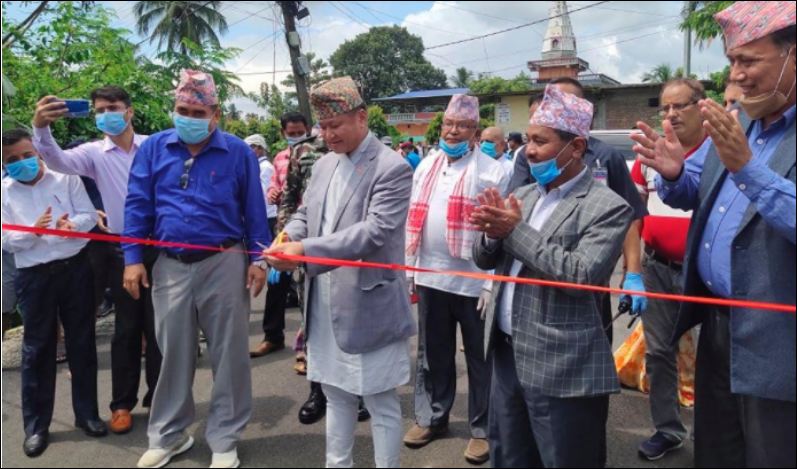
[{"xmin": 63, "ymin": 99, "xmax": 90, "ymax": 118}]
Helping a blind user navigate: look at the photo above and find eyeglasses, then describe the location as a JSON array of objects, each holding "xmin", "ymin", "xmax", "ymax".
[
  {"xmin": 442, "ymin": 121, "xmax": 477, "ymax": 131},
  {"xmin": 179, "ymin": 157, "xmax": 195, "ymax": 190},
  {"xmin": 658, "ymin": 100, "xmax": 697, "ymax": 116}
]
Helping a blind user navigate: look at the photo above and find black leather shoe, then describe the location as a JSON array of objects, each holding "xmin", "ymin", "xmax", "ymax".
[
  {"xmin": 23, "ymin": 432, "xmax": 49, "ymax": 457},
  {"xmin": 357, "ymin": 397, "xmax": 371, "ymax": 422},
  {"xmin": 298, "ymin": 387, "xmax": 327, "ymax": 425},
  {"xmin": 75, "ymin": 418, "xmax": 108, "ymax": 437}
]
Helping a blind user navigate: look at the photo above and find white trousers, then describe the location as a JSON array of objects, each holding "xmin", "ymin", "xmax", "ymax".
[{"xmin": 322, "ymin": 383, "xmax": 403, "ymax": 468}]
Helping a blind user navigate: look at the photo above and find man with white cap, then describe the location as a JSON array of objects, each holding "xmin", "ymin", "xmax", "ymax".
[
  {"xmin": 403, "ymin": 94, "xmax": 508, "ymax": 464},
  {"xmin": 265, "ymin": 76, "xmax": 415, "ymax": 468},
  {"xmin": 244, "ymin": 134, "xmax": 277, "ymax": 234},
  {"xmin": 471, "ymin": 84, "xmax": 633, "ymax": 467},
  {"xmin": 632, "ymin": 2, "xmax": 795, "ymax": 466},
  {"xmin": 125, "ymin": 69, "xmax": 270, "ymax": 468}
]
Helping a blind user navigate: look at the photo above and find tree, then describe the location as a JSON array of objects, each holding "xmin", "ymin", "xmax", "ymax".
[
  {"xmin": 226, "ymin": 103, "xmax": 241, "ymax": 120},
  {"xmin": 641, "ymin": 64, "xmax": 675, "ymax": 83},
  {"xmin": 280, "ymin": 52, "xmax": 332, "ymax": 104},
  {"xmin": 425, "ymin": 112, "xmax": 444, "ymax": 144},
  {"xmin": 134, "ymin": 1, "xmax": 228, "ymax": 56},
  {"xmin": 467, "ymin": 72, "xmax": 531, "ymax": 94},
  {"xmin": 680, "ymin": 1, "xmax": 735, "ymax": 49},
  {"xmin": 367, "ymin": 105, "xmax": 391, "ymax": 138},
  {"xmin": 153, "ymin": 38, "xmax": 244, "ymax": 105},
  {"xmin": 329, "ymin": 26, "xmax": 447, "ymax": 102},
  {"xmin": 449, "ymin": 67, "xmax": 474, "ymax": 88},
  {"xmin": 1, "ymin": 2, "xmax": 175, "ymax": 141}
]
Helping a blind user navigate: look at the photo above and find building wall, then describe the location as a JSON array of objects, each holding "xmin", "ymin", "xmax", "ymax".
[{"xmin": 496, "ymin": 85, "xmax": 662, "ymax": 134}]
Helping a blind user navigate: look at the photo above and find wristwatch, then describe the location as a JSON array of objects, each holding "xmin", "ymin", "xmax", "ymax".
[{"xmin": 253, "ymin": 260, "xmax": 268, "ymax": 271}]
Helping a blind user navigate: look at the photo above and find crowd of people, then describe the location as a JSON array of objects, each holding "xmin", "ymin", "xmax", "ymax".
[{"xmin": 1, "ymin": 2, "xmax": 795, "ymax": 468}]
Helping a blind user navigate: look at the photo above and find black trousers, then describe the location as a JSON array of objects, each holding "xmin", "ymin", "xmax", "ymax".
[
  {"xmin": 108, "ymin": 245, "xmax": 161, "ymax": 411},
  {"xmin": 16, "ymin": 250, "xmax": 99, "ymax": 436},
  {"xmin": 86, "ymin": 239, "xmax": 113, "ymax": 313},
  {"xmin": 415, "ymin": 286, "xmax": 489, "ymax": 437},
  {"xmin": 261, "ymin": 272, "xmax": 290, "ymax": 344},
  {"xmin": 694, "ymin": 305, "xmax": 796, "ymax": 468},
  {"xmin": 489, "ymin": 331, "xmax": 609, "ymax": 468}
]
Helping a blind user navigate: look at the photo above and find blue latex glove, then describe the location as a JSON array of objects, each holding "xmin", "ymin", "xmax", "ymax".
[
  {"xmin": 621, "ymin": 272, "xmax": 648, "ymax": 315},
  {"xmin": 267, "ymin": 268, "xmax": 282, "ymax": 285}
]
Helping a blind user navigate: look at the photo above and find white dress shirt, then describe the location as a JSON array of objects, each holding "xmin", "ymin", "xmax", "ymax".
[
  {"xmin": 497, "ymin": 168, "xmax": 588, "ymax": 335},
  {"xmin": 258, "ymin": 157, "xmax": 278, "ymax": 219},
  {"xmin": 413, "ymin": 148, "xmax": 509, "ymax": 298},
  {"xmin": 2, "ymin": 168, "xmax": 97, "ymax": 268}
]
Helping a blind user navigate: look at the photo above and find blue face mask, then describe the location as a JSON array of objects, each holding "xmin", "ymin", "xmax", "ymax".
[
  {"xmin": 286, "ymin": 136, "xmax": 304, "ymax": 147},
  {"xmin": 5, "ymin": 157, "xmax": 40, "ymax": 182},
  {"xmin": 439, "ymin": 138, "xmax": 469, "ymax": 158},
  {"xmin": 529, "ymin": 141, "xmax": 573, "ymax": 186},
  {"xmin": 95, "ymin": 111, "xmax": 128, "ymax": 136},
  {"xmin": 480, "ymin": 141, "xmax": 498, "ymax": 158},
  {"xmin": 173, "ymin": 114, "xmax": 212, "ymax": 144}
]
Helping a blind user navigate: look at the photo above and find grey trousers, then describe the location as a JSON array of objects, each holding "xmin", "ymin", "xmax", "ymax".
[
  {"xmin": 414, "ymin": 286, "xmax": 489, "ymax": 438},
  {"xmin": 640, "ymin": 254, "xmax": 688, "ymax": 441},
  {"xmin": 147, "ymin": 247, "xmax": 252, "ymax": 453}
]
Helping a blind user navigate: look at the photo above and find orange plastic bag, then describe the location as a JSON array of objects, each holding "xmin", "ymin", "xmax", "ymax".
[{"xmin": 614, "ymin": 321, "xmax": 696, "ymax": 407}]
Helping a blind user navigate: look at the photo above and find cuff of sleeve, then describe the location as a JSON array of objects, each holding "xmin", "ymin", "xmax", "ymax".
[
  {"xmin": 730, "ymin": 158, "xmax": 776, "ymax": 202},
  {"xmin": 656, "ymin": 164, "xmax": 687, "ymax": 190},
  {"xmin": 31, "ymin": 124, "xmax": 53, "ymax": 141},
  {"xmin": 123, "ymin": 246, "xmax": 144, "ymax": 265}
]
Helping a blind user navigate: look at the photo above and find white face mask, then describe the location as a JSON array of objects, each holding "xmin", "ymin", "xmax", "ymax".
[{"xmin": 739, "ymin": 46, "xmax": 796, "ymax": 119}]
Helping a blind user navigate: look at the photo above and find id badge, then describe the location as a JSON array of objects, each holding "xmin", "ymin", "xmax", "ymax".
[{"xmin": 593, "ymin": 166, "xmax": 608, "ymax": 186}]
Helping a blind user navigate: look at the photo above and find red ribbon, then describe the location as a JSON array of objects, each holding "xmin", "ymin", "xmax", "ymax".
[{"xmin": 3, "ymin": 223, "xmax": 795, "ymax": 314}]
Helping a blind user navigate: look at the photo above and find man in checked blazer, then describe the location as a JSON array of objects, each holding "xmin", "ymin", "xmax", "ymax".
[{"xmin": 470, "ymin": 85, "xmax": 633, "ymax": 468}]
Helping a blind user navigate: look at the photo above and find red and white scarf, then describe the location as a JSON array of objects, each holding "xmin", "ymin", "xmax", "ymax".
[{"xmin": 406, "ymin": 151, "xmax": 479, "ymax": 260}]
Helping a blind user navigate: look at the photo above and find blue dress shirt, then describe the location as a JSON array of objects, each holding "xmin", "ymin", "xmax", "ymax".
[
  {"xmin": 123, "ymin": 128, "xmax": 271, "ymax": 264},
  {"xmin": 657, "ymin": 105, "xmax": 796, "ymax": 298}
]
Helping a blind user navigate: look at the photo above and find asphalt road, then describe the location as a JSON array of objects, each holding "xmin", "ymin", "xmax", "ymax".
[{"xmin": 2, "ymin": 269, "xmax": 694, "ymax": 468}]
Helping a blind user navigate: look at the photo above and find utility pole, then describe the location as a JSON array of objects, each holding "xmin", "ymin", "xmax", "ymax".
[
  {"xmin": 278, "ymin": 1, "xmax": 313, "ymax": 124},
  {"xmin": 683, "ymin": 1, "xmax": 695, "ymax": 77}
]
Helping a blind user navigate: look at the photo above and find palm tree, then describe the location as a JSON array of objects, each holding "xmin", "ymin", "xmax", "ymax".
[
  {"xmin": 641, "ymin": 63, "xmax": 674, "ymax": 83},
  {"xmin": 134, "ymin": 1, "xmax": 228, "ymax": 56},
  {"xmin": 449, "ymin": 67, "xmax": 474, "ymax": 88}
]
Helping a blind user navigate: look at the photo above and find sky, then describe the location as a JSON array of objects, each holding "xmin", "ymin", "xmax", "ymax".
[{"xmin": 8, "ymin": 1, "xmax": 731, "ymax": 116}]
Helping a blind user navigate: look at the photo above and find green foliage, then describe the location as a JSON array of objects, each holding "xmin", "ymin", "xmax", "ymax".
[
  {"xmin": 222, "ymin": 115, "xmax": 285, "ymax": 156},
  {"xmin": 134, "ymin": 1, "xmax": 229, "ymax": 56},
  {"xmin": 1, "ymin": 2, "xmax": 243, "ymax": 144},
  {"xmin": 449, "ymin": 67, "xmax": 474, "ymax": 88},
  {"xmin": 367, "ymin": 105, "xmax": 390, "ymax": 138},
  {"xmin": 2, "ymin": 2, "xmax": 174, "ymax": 141},
  {"xmin": 329, "ymin": 26, "xmax": 447, "ymax": 102},
  {"xmin": 468, "ymin": 73, "xmax": 531, "ymax": 95},
  {"xmin": 281, "ymin": 52, "xmax": 332, "ymax": 105},
  {"xmin": 425, "ymin": 112, "xmax": 444, "ymax": 144},
  {"xmin": 680, "ymin": 1, "xmax": 736, "ymax": 50}
]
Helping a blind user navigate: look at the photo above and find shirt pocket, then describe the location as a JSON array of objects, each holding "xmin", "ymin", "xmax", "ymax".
[{"xmin": 198, "ymin": 169, "xmax": 237, "ymax": 206}]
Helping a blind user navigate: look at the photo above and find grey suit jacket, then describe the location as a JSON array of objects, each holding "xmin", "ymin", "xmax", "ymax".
[
  {"xmin": 284, "ymin": 133, "xmax": 417, "ymax": 355},
  {"xmin": 473, "ymin": 172, "xmax": 633, "ymax": 398}
]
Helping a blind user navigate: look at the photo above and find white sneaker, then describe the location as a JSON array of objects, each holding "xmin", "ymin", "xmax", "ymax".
[
  {"xmin": 137, "ymin": 434, "xmax": 194, "ymax": 468},
  {"xmin": 210, "ymin": 448, "xmax": 240, "ymax": 468}
]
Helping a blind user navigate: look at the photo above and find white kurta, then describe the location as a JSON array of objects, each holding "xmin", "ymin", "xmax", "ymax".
[{"xmin": 306, "ymin": 136, "xmax": 411, "ymax": 396}]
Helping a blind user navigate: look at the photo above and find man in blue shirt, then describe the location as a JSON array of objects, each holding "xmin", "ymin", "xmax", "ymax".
[
  {"xmin": 632, "ymin": 4, "xmax": 795, "ymax": 467},
  {"xmin": 124, "ymin": 70, "xmax": 270, "ymax": 469}
]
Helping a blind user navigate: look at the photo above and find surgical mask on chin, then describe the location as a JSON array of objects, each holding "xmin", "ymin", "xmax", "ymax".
[
  {"xmin": 739, "ymin": 47, "xmax": 796, "ymax": 120},
  {"xmin": 528, "ymin": 141, "xmax": 574, "ymax": 186},
  {"xmin": 439, "ymin": 138, "xmax": 469, "ymax": 158}
]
